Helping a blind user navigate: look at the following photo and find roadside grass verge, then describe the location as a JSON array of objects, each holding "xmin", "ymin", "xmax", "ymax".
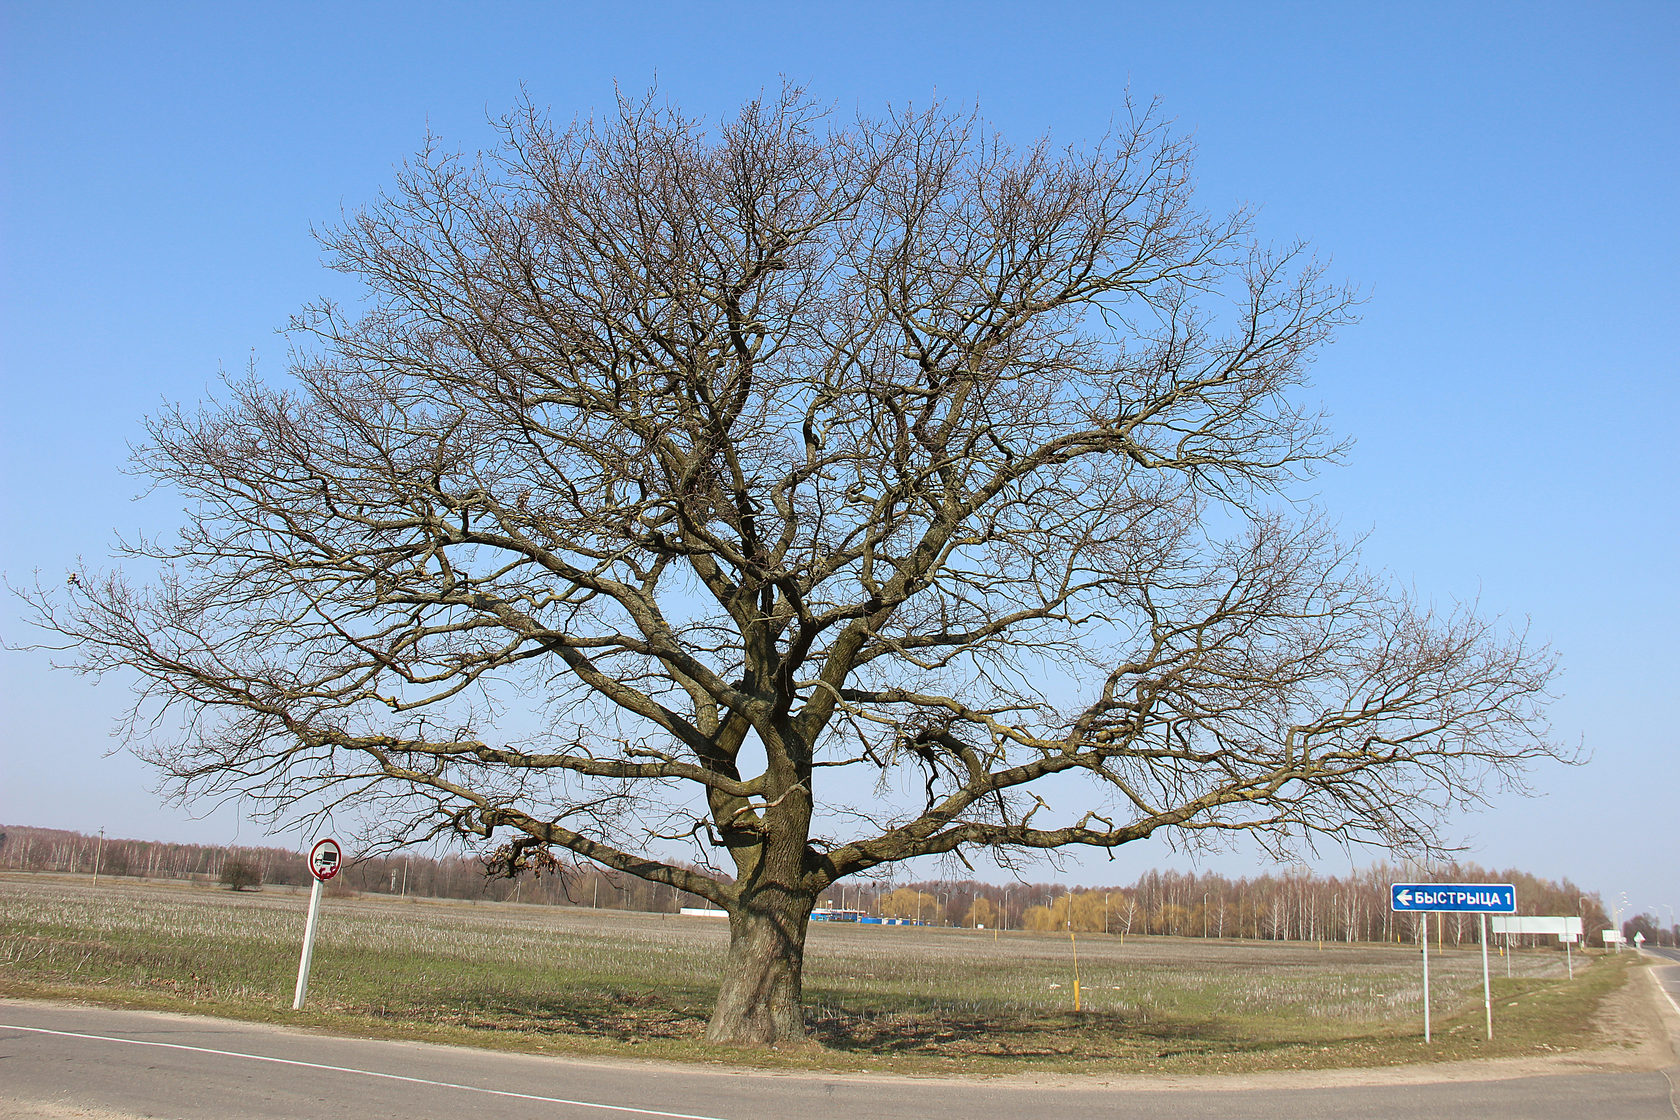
[{"xmin": 0, "ymin": 873, "xmax": 1627, "ymax": 1075}]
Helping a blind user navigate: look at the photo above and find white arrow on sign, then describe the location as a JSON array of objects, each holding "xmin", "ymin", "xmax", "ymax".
[{"xmin": 1397, "ymin": 889, "xmax": 1413, "ymax": 906}]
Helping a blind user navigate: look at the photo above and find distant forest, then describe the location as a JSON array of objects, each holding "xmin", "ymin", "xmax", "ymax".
[{"xmin": 3, "ymin": 823, "xmax": 1662, "ymax": 947}]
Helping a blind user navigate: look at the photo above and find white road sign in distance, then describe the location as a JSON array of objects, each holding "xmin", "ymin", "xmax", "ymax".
[
  {"xmin": 1490, "ymin": 915, "xmax": 1583, "ymax": 937},
  {"xmin": 309, "ymin": 838, "xmax": 342, "ymax": 881}
]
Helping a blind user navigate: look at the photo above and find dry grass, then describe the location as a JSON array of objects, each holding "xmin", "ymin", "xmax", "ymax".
[{"xmin": 0, "ymin": 873, "xmax": 1620, "ymax": 1074}]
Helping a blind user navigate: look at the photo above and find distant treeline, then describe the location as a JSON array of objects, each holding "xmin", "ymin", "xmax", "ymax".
[
  {"xmin": 879, "ymin": 866, "xmax": 1619, "ymax": 948},
  {"xmin": 0, "ymin": 824, "xmax": 1645, "ymax": 946},
  {"xmin": 0, "ymin": 824, "xmax": 702, "ymax": 911}
]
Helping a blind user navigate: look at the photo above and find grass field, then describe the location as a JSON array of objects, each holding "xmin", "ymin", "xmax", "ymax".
[{"xmin": 0, "ymin": 873, "xmax": 1628, "ymax": 1075}]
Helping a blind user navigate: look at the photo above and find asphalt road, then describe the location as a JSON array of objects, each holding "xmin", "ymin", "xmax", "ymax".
[
  {"xmin": 1647, "ymin": 945, "xmax": 1680, "ymax": 1015},
  {"xmin": 2, "ymin": 999, "xmax": 1676, "ymax": 1120}
]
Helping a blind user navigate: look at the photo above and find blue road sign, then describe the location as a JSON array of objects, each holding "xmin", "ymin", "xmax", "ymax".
[{"xmin": 1391, "ymin": 883, "xmax": 1516, "ymax": 913}]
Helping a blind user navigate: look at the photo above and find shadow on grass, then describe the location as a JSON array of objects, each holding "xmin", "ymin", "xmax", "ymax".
[
  {"xmin": 357, "ymin": 986, "xmax": 716, "ymax": 1043},
  {"xmin": 803, "ymin": 1003, "xmax": 1320, "ymax": 1060},
  {"xmin": 344, "ymin": 982, "xmax": 1371, "ymax": 1062}
]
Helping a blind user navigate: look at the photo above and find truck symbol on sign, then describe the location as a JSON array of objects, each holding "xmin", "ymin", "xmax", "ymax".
[{"xmin": 309, "ymin": 839, "xmax": 343, "ymax": 881}]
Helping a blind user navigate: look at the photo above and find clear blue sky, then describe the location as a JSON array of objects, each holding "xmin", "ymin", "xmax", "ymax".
[{"xmin": 2, "ymin": 3, "xmax": 1675, "ymax": 917}]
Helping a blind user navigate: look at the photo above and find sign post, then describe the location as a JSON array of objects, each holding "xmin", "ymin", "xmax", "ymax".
[
  {"xmin": 1392, "ymin": 883, "xmax": 1515, "ymax": 1043},
  {"xmin": 293, "ymin": 838, "xmax": 342, "ymax": 1011},
  {"xmin": 1421, "ymin": 911, "xmax": 1431, "ymax": 1042},
  {"xmin": 1480, "ymin": 913, "xmax": 1492, "ymax": 1040}
]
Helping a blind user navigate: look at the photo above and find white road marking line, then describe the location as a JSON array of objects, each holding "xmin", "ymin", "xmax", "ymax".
[
  {"xmin": 0, "ymin": 1023, "xmax": 734, "ymax": 1120},
  {"xmin": 1644, "ymin": 952, "xmax": 1680, "ymax": 1016}
]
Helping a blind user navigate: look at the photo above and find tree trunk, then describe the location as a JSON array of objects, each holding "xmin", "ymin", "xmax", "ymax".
[{"xmin": 706, "ymin": 886, "xmax": 814, "ymax": 1045}]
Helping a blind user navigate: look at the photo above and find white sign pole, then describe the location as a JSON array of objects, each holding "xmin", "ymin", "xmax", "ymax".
[
  {"xmin": 293, "ymin": 875, "xmax": 323, "ymax": 1010},
  {"xmin": 1480, "ymin": 913, "xmax": 1493, "ymax": 1041},
  {"xmin": 1421, "ymin": 912, "xmax": 1431, "ymax": 1043}
]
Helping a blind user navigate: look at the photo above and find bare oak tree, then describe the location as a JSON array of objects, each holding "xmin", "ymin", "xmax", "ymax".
[{"xmin": 27, "ymin": 87, "xmax": 1566, "ymax": 1045}]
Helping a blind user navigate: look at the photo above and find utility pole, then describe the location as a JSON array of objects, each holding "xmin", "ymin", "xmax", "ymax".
[{"xmin": 91, "ymin": 828, "xmax": 105, "ymax": 888}]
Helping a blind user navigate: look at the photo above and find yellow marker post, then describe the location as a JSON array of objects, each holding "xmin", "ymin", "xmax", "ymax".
[{"xmin": 1070, "ymin": 929, "xmax": 1082, "ymax": 1012}]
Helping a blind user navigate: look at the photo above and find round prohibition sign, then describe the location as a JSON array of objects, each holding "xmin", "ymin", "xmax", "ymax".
[{"xmin": 308, "ymin": 838, "xmax": 343, "ymax": 881}]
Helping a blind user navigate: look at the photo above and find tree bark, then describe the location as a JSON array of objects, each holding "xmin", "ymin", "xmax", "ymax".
[{"xmin": 706, "ymin": 886, "xmax": 814, "ymax": 1045}]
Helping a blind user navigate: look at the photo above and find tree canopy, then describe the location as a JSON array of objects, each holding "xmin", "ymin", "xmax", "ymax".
[{"xmin": 29, "ymin": 86, "xmax": 1567, "ymax": 1044}]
